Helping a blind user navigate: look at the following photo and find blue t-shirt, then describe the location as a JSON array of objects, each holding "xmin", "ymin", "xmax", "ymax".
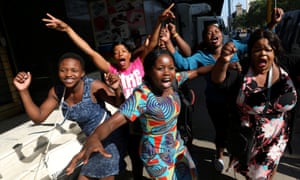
[
  {"xmin": 172, "ymin": 39, "xmax": 247, "ymax": 103},
  {"xmin": 173, "ymin": 39, "xmax": 247, "ymax": 70}
]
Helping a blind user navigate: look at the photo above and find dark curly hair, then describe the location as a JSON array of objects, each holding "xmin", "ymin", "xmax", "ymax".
[
  {"xmin": 111, "ymin": 40, "xmax": 134, "ymax": 62},
  {"xmin": 247, "ymin": 29, "xmax": 284, "ymax": 64}
]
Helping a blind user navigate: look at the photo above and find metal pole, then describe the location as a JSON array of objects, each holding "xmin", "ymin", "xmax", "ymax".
[{"xmin": 228, "ymin": 0, "xmax": 232, "ymax": 37}]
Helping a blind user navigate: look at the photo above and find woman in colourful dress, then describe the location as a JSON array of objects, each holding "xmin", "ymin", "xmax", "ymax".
[
  {"xmin": 65, "ymin": 48, "xmax": 213, "ymax": 179},
  {"xmin": 211, "ymin": 29, "xmax": 298, "ymax": 179}
]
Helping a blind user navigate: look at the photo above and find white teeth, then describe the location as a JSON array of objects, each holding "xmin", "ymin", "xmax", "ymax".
[{"xmin": 65, "ymin": 79, "xmax": 73, "ymax": 83}]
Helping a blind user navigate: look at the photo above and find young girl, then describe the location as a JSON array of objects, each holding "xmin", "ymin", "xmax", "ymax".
[
  {"xmin": 13, "ymin": 52, "xmax": 126, "ymax": 180},
  {"xmin": 65, "ymin": 48, "xmax": 213, "ymax": 179}
]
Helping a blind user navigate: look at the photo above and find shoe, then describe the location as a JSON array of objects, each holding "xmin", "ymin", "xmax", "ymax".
[{"xmin": 214, "ymin": 158, "xmax": 224, "ymax": 172}]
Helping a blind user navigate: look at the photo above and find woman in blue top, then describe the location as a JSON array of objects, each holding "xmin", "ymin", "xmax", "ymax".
[
  {"xmin": 13, "ymin": 52, "xmax": 126, "ymax": 180},
  {"xmin": 162, "ymin": 7, "xmax": 284, "ymax": 172}
]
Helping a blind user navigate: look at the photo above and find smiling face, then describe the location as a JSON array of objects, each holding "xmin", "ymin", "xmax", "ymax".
[
  {"xmin": 113, "ymin": 44, "xmax": 132, "ymax": 70},
  {"xmin": 150, "ymin": 53, "xmax": 176, "ymax": 92},
  {"xmin": 58, "ymin": 58, "xmax": 85, "ymax": 88},
  {"xmin": 251, "ymin": 38, "xmax": 275, "ymax": 74},
  {"xmin": 203, "ymin": 24, "xmax": 223, "ymax": 49}
]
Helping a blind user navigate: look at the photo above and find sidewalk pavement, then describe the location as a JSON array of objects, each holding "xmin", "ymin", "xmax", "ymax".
[
  {"xmin": 185, "ymin": 90, "xmax": 300, "ymax": 180},
  {"xmin": 0, "ymin": 110, "xmax": 300, "ymax": 180}
]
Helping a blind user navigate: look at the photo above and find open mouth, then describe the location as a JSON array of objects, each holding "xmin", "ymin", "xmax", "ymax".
[
  {"xmin": 161, "ymin": 78, "xmax": 172, "ymax": 88},
  {"xmin": 258, "ymin": 61, "xmax": 267, "ymax": 68},
  {"xmin": 257, "ymin": 58, "xmax": 268, "ymax": 68},
  {"xmin": 210, "ymin": 36, "xmax": 219, "ymax": 44},
  {"xmin": 119, "ymin": 58, "xmax": 126, "ymax": 66}
]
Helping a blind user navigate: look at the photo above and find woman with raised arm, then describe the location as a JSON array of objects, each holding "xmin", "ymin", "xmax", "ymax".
[
  {"xmin": 162, "ymin": 8, "xmax": 285, "ymax": 172},
  {"xmin": 211, "ymin": 29, "xmax": 297, "ymax": 179}
]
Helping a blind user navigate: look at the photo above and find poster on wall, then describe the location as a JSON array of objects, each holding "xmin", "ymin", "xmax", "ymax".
[{"xmin": 89, "ymin": 0, "xmax": 146, "ymax": 54}]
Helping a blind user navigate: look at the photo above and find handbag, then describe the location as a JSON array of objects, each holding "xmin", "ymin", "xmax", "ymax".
[{"xmin": 227, "ymin": 66, "xmax": 273, "ymax": 166}]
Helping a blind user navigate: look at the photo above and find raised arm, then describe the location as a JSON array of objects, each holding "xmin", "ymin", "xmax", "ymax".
[
  {"xmin": 267, "ymin": 8, "xmax": 284, "ymax": 31},
  {"xmin": 139, "ymin": 3, "xmax": 176, "ymax": 61},
  {"xmin": 168, "ymin": 22, "xmax": 191, "ymax": 56},
  {"xmin": 161, "ymin": 27, "xmax": 202, "ymax": 70},
  {"xmin": 13, "ymin": 72, "xmax": 59, "ymax": 124},
  {"xmin": 211, "ymin": 42, "xmax": 237, "ymax": 84},
  {"xmin": 42, "ymin": 13, "xmax": 111, "ymax": 73}
]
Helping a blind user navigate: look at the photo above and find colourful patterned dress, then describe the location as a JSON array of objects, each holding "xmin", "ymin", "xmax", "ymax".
[
  {"xmin": 234, "ymin": 67, "xmax": 297, "ymax": 179},
  {"xmin": 119, "ymin": 72, "xmax": 198, "ymax": 180}
]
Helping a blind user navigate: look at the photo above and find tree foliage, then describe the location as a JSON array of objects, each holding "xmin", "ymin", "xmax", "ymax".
[{"xmin": 232, "ymin": 0, "xmax": 300, "ymax": 30}]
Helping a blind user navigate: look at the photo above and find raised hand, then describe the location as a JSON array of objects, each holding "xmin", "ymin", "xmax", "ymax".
[
  {"xmin": 159, "ymin": 26, "xmax": 171, "ymax": 47},
  {"xmin": 220, "ymin": 42, "xmax": 237, "ymax": 63},
  {"xmin": 13, "ymin": 72, "xmax": 32, "ymax": 91},
  {"xmin": 272, "ymin": 8, "xmax": 284, "ymax": 24},
  {"xmin": 42, "ymin": 13, "xmax": 69, "ymax": 32},
  {"xmin": 104, "ymin": 73, "xmax": 121, "ymax": 90},
  {"xmin": 167, "ymin": 22, "xmax": 177, "ymax": 35},
  {"xmin": 158, "ymin": 3, "xmax": 175, "ymax": 22}
]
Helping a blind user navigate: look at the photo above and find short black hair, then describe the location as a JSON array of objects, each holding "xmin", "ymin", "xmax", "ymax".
[
  {"xmin": 111, "ymin": 40, "xmax": 133, "ymax": 53},
  {"xmin": 204, "ymin": 20, "xmax": 219, "ymax": 29},
  {"xmin": 202, "ymin": 20, "xmax": 221, "ymax": 37},
  {"xmin": 143, "ymin": 47, "xmax": 174, "ymax": 83},
  {"xmin": 58, "ymin": 52, "xmax": 85, "ymax": 69},
  {"xmin": 248, "ymin": 29, "xmax": 284, "ymax": 60}
]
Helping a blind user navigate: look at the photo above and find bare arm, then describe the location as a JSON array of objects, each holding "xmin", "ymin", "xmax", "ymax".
[
  {"xmin": 267, "ymin": 8, "xmax": 284, "ymax": 31},
  {"xmin": 42, "ymin": 13, "xmax": 110, "ymax": 73},
  {"xmin": 168, "ymin": 22, "xmax": 191, "ymax": 56},
  {"xmin": 211, "ymin": 42, "xmax": 236, "ymax": 84},
  {"xmin": 187, "ymin": 65, "xmax": 214, "ymax": 79},
  {"xmin": 140, "ymin": 3, "xmax": 176, "ymax": 60},
  {"xmin": 13, "ymin": 72, "xmax": 58, "ymax": 124}
]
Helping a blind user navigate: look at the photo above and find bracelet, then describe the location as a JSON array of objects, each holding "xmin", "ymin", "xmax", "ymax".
[{"xmin": 173, "ymin": 33, "xmax": 179, "ymax": 38}]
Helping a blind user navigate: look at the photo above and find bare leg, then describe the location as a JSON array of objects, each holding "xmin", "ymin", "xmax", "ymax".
[{"xmin": 270, "ymin": 165, "xmax": 278, "ymax": 180}]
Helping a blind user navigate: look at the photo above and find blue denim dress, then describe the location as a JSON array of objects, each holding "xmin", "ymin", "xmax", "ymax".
[{"xmin": 60, "ymin": 77, "xmax": 127, "ymax": 178}]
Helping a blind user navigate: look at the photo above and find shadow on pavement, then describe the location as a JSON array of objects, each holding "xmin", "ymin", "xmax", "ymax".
[
  {"xmin": 189, "ymin": 144, "xmax": 237, "ymax": 180},
  {"xmin": 278, "ymin": 153, "xmax": 300, "ymax": 179}
]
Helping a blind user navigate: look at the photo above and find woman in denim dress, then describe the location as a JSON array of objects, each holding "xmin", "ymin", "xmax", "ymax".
[{"xmin": 13, "ymin": 52, "xmax": 126, "ymax": 180}]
